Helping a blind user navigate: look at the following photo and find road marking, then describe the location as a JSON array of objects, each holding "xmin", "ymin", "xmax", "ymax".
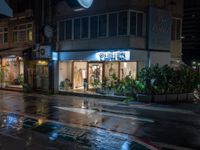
[
  {"xmin": 54, "ymin": 106, "xmax": 96, "ymax": 115},
  {"xmin": 130, "ymin": 105, "xmax": 196, "ymax": 115},
  {"xmin": 54, "ymin": 106, "xmax": 154, "ymax": 123},
  {"xmin": 99, "ymin": 112, "xmax": 154, "ymax": 123}
]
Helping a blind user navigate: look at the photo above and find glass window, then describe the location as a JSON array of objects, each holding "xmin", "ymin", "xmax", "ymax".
[
  {"xmin": 74, "ymin": 19, "xmax": 81, "ymax": 39},
  {"xmin": 0, "ymin": 34, "xmax": 3, "ymax": 44},
  {"xmin": 13, "ymin": 32, "xmax": 18, "ymax": 42},
  {"xmin": 81, "ymin": 17, "xmax": 89, "ymax": 38},
  {"xmin": 27, "ymin": 29, "xmax": 33, "ymax": 41},
  {"xmin": 118, "ymin": 11, "xmax": 128, "ymax": 35},
  {"xmin": 99, "ymin": 15, "xmax": 107, "ymax": 37},
  {"xmin": 90, "ymin": 16, "xmax": 98, "ymax": 38},
  {"xmin": 109, "ymin": 13, "xmax": 117, "ymax": 37},
  {"xmin": 0, "ymin": 28, "xmax": 8, "ymax": 43},
  {"xmin": 19, "ymin": 30, "xmax": 26, "ymax": 42},
  {"xmin": 4, "ymin": 33, "xmax": 8, "ymax": 43},
  {"xmin": 120, "ymin": 62, "xmax": 137, "ymax": 79},
  {"xmin": 137, "ymin": 13, "xmax": 143, "ymax": 37},
  {"xmin": 130, "ymin": 12, "xmax": 136, "ymax": 35},
  {"xmin": 171, "ymin": 19, "xmax": 176, "ymax": 40},
  {"xmin": 65, "ymin": 20, "xmax": 72, "ymax": 40},
  {"xmin": 59, "ymin": 21, "xmax": 65, "ymax": 41},
  {"xmin": 176, "ymin": 19, "xmax": 181, "ymax": 40},
  {"xmin": 104, "ymin": 62, "xmax": 119, "ymax": 81}
]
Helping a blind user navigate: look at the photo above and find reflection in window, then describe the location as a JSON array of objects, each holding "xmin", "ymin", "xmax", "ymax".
[
  {"xmin": 118, "ymin": 12, "xmax": 128, "ymax": 35},
  {"xmin": 109, "ymin": 13, "xmax": 117, "ymax": 37},
  {"xmin": 74, "ymin": 19, "xmax": 81, "ymax": 39},
  {"xmin": 171, "ymin": 18, "xmax": 182, "ymax": 41},
  {"xmin": 137, "ymin": 13, "xmax": 143, "ymax": 37},
  {"xmin": 81, "ymin": 17, "xmax": 89, "ymax": 38},
  {"xmin": 66, "ymin": 20, "xmax": 72, "ymax": 40},
  {"xmin": 130, "ymin": 12, "xmax": 136, "ymax": 35},
  {"xmin": 90, "ymin": 16, "xmax": 98, "ymax": 38},
  {"xmin": 27, "ymin": 29, "xmax": 33, "ymax": 41},
  {"xmin": 99, "ymin": 15, "xmax": 107, "ymax": 37}
]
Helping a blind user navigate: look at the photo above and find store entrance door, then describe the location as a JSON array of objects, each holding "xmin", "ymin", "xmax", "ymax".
[
  {"xmin": 88, "ymin": 62, "xmax": 103, "ymax": 90},
  {"xmin": 36, "ymin": 64, "xmax": 49, "ymax": 91}
]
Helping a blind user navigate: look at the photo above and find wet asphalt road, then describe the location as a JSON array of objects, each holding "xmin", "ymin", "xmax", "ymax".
[{"xmin": 0, "ymin": 90, "xmax": 200, "ymax": 150}]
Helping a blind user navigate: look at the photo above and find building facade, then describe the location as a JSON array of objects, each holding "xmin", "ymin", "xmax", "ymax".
[
  {"xmin": 182, "ymin": 0, "xmax": 200, "ymax": 65},
  {"xmin": 55, "ymin": 0, "xmax": 183, "ymax": 92},
  {"xmin": 0, "ymin": 0, "xmax": 57, "ymax": 92}
]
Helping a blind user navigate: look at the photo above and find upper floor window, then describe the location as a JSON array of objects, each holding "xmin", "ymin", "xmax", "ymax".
[
  {"xmin": 74, "ymin": 19, "xmax": 81, "ymax": 40},
  {"xmin": 81, "ymin": 17, "xmax": 89, "ymax": 38},
  {"xmin": 118, "ymin": 11, "xmax": 128, "ymax": 36},
  {"xmin": 130, "ymin": 11, "xmax": 144, "ymax": 37},
  {"xmin": 171, "ymin": 18, "xmax": 182, "ymax": 41},
  {"xmin": 0, "ymin": 28, "xmax": 8, "ymax": 44},
  {"xmin": 90, "ymin": 16, "xmax": 98, "ymax": 38},
  {"xmin": 109, "ymin": 13, "xmax": 117, "ymax": 37},
  {"xmin": 13, "ymin": 23, "xmax": 33, "ymax": 42},
  {"xmin": 99, "ymin": 14, "xmax": 107, "ymax": 37},
  {"xmin": 59, "ymin": 21, "xmax": 65, "ymax": 41},
  {"xmin": 57, "ymin": 10, "xmax": 145, "ymax": 41},
  {"xmin": 66, "ymin": 20, "xmax": 72, "ymax": 40}
]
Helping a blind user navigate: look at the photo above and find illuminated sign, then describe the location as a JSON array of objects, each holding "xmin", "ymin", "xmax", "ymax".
[
  {"xmin": 96, "ymin": 51, "xmax": 130, "ymax": 61},
  {"xmin": 77, "ymin": 0, "xmax": 93, "ymax": 8},
  {"xmin": 66, "ymin": 0, "xmax": 93, "ymax": 9},
  {"xmin": 52, "ymin": 52, "xmax": 58, "ymax": 61}
]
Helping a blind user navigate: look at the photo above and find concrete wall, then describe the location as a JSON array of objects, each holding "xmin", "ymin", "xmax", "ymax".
[{"xmin": 58, "ymin": 36, "xmax": 147, "ymax": 51}]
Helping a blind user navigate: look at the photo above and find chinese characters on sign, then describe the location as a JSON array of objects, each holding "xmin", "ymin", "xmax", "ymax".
[{"xmin": 96, "ymin": 51, "xmax": 130, "ymax": 61}]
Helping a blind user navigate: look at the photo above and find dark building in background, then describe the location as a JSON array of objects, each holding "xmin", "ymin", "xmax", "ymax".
[{"xmin": 183, "ymin": 0, "xmax": 200, "ymax": 65}]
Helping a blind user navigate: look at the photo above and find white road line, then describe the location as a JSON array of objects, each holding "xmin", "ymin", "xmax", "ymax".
[
  {"xmin": 99, "ymin": 112, "xmax": 154, "ymax": 123},
  {"xmin": 54, "ymin": 106, "xmax": 154, "ymax": 123}
]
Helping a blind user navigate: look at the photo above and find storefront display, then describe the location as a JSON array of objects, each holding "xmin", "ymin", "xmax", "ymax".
[
  {"xmin": 104, "ymin": 62, "xmax": 119, "ymax": 80},
  {"xmin": 88, "ymin": 63, "xmax": 103, "ymax": 89},
  {"xmin": 73, "ymin": 62, "xmax": 87, "ymax": 90},
  {"xmin": 120, "ymin": 62, "xmax": 137, "ymax": 79},
  {"xmin": 58, "ymin": 60, "xmax": 137, "ymax": 92},
  {"xmin": 1, "ymin": 56, "xmax": 24, "ymax": 88}
]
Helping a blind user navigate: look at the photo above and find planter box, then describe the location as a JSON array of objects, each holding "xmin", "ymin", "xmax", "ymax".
[
  {"xmin": 166, "ymin": 94, "xmax": 178, "ymax": 102},
  {"xmin": 137, "ymin": 94, "xmax": 153, "ymax": 103},
  {"xmin": 154, "ymin": 95, "xmax": 166, "ymax": 103},
  {"xmin": 178, "ymin": 93, "xmax": 187, "ymax": 102}
]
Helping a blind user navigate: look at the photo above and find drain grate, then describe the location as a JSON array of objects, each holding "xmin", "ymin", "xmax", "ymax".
[
  {"xmin": 56, "ymin": 126, "xmax": 86, "ymax": 139},
  {"xmin": 0, "ymin": 112, "xmax": 87, "ymax": 141}
]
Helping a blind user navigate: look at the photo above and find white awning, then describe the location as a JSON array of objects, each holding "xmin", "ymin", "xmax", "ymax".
[{"xmin": 0, "ymin": 0, "xmax": 13, "ymax": 17}]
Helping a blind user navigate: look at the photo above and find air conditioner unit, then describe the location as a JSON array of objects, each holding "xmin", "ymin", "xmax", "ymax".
[
  {"xmin": 39, "ymin": 45, "xmax": 51, "ymax": 59},
  {"xmin": 25, "ymin": 9, "xmax": 33, "ymax": 17}
]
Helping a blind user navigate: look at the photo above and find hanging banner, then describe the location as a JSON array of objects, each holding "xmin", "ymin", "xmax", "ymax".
[{"xmin": 148, "ymin": 7, "xmax": 171, "ymax": 51}]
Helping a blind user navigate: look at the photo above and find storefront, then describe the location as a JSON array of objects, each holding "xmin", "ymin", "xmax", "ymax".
[
  {"xmin": 58, "ymin": 50, "xmax": 137, "ymax": 92},
  {"xmin": 0, "ymin": 55, "xmax": 24, "ymax": 88},
  {"xmin": 23, "ymin": 46, "xmax": 56, "ymax": 93}
]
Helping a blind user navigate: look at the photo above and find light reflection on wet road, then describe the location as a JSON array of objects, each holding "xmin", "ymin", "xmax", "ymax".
[
  {"xmin": 0, "ymin": 91, "xmax": 156, "ymax": 150},
  {"xmin": 0, "ymin": 90, "xmax": 200, "ymax": 150}
]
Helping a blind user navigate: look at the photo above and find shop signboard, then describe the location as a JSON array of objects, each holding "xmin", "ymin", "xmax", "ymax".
[
  {"xmin": 148, "ymin": 7, "xmax": 171, "ymax": 50},
  {"xmin": 96, "ymin": 51, "xmax": 130, "ymax": 61}
]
